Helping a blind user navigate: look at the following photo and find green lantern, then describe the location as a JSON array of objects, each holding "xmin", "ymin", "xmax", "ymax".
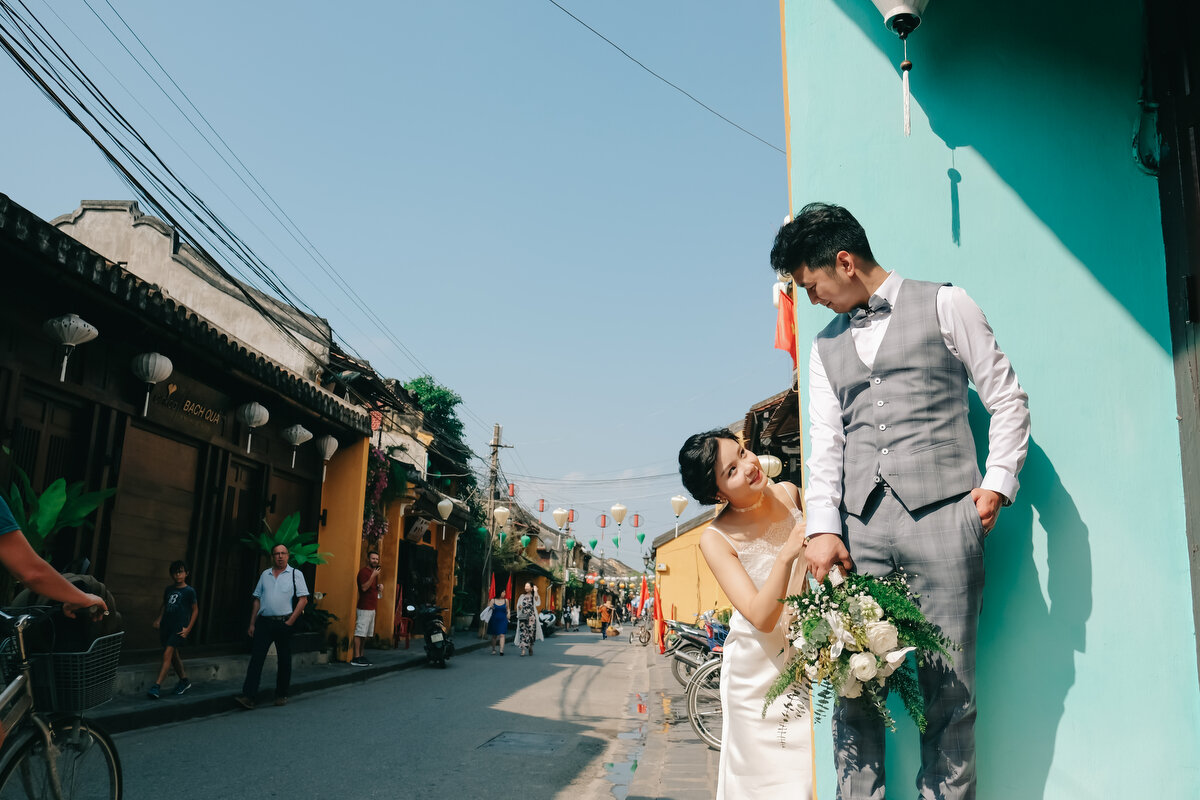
[
  {"xmin": 612, "ymin": 536, "xmax": 619, "ymax": 548},
  {"xmin": 499, "ymin": 531, "xmax": 507, "ymax": 545},
  {"xmin": 520, "ymin": 534, "xmax": 531, "ymax": 548},
  {"xmin": 636, "ymin": 533, "xmax": 645, "ymax": 544},
  {"xmin": 588, "ymin": 538, "xmax": 598, "ymax": 550},
  {"xmin": 566, "ymin": 538, "xmax": 576, "ymax": 550}
]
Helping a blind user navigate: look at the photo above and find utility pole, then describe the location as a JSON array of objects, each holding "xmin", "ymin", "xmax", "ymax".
[{"xmin": 481, "ymin": 424, "xmax": 510, "ymax": 603}]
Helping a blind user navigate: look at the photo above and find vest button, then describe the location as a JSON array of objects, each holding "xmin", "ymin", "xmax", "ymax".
[
  {"xmin": 881, "ymin": 448, "xmax": 890, "ymax": 455},
  {"xmin": 874, "ymin": 475, "xmax": 882, "ymax": 483},
  {"xmin": 879, "ymin": 424, "xmax": 886, "ymax": 431},
  {"xmin": 873, "ymin": 377, "xmax": 882, "ymax": 384},
  {"xmin": 876, "ymin": 400, "xmax": 884, "ymax": 407}
]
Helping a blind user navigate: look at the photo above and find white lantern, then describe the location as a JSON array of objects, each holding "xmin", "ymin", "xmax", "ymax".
[
  {"xmin": 610, "ymin": 503, "xmax": 627, "ymax": 525},
  {"xmin": 130, "ymin": 352, "xmax": 173, "ymax": 417},
  {"xmin": 670, "ymin": 495, "xmax": 689, "ymax": 517},
  {"xmin": 492, "ymin": 506, "xmax": 510, "ymax": 530},
  {"xmin": 437, "ymin": 497, "xmax": 454, "ymax": 520},
  {"xmin": 43, "ymin": 314, "xmax": 98, "ymax": 382},
  {"xmin": 281, "ymin": 424, "xmax": 313, "ymax": 468},
  {"xmin": 552, "ymin": 507, "xmax": 569, "ymax": 529},
  {"xmin": 314, "ymin": 434, "xmax": 338, "ymax": 482},
  {"xmin": 758, "ymin": 454, "xmax": 783, "ymax": 479},
  {"xmin": 235, "ymin": 402, "xmax": 269, "ymax": 453}
]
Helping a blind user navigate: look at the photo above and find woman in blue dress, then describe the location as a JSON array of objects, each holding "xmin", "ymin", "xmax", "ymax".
[{"xmin": 487, "ymin": 589, "xmax": 509, "ymax": 655}]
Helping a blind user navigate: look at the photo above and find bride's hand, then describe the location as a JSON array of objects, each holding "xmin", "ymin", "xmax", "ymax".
[{"xmin": 780, "ymin": 517, "xmax": 807, "ymax": 562}]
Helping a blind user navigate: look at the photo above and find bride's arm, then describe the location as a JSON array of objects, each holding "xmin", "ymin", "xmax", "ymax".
[{"xmin": 699, "ymin": 519, "xmax": 807, "ymax": 633}]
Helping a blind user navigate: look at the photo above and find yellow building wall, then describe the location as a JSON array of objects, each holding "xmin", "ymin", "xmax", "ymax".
[
  {"xmin": 434, "ymin": 521, "xmax": 458, "ymax": 629},
  {"xmin": 374, "ymin": 498, "xmax": 404, "ymax": 644},
  {"xmin": 315, "ymin": 436, "xmax": 369, "ymax": 661},
  {"xmin": 655, "ymin": 522, "xmax": 731, "ymax": 623}
]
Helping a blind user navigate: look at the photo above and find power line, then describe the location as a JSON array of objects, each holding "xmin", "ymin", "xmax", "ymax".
[{"xmin": 544, "ymin": 0, "xmax": 785, "ymax": 155}]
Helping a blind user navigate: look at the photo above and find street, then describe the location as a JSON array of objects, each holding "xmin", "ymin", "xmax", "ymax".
[{"xmin": 112, "ymin": 630, "xmax": 716, "ymax": 800}]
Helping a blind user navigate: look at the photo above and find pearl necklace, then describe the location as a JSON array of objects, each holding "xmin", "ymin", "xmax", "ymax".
[{"xmin": 726, "ymin": 491, "xmax": 766, "ymax": 513}]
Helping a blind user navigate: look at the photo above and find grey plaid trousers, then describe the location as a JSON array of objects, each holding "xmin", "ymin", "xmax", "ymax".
[{"xmin": 832, "ymin": 484, "xmax": 986, "ymax": 800}]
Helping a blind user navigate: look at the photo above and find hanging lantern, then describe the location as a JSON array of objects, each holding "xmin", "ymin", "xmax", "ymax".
[
  {"xmin": 597, "ymin": 514, "xmax": 608, "ymax": 529},
  {"xmin": 281, "ymin": 424, "xmax": 313, "ymax": 468},
  {"xmin": 610, "ymin": 503, "xmax": 627, "ymax": 525},
  {"xmin": 631, "ymin": 513, "xmax": 641, "ymax": 528},
  {"xmin": 612, "ymin": 536, "xmax": 619, "ymax": 548},
  {"xmin": 758, "ymin": 454, "xmax": 783, "ymax": 479},
  {"xmin": 437, "ymin": 497, "xmax": 454, "ymax": 520},
  {"xmin": 520, "ymin": 534, "xmax": 531, "ymax": 549},
  {"xmin": 499, "ymin": 531, "xmax": 507, "ymax": 545},
  {"xmin": 235, "ymin": 402, "xmax": 269, "ymax": 453},
  {"xmin": 130, "ymin": 352, "xmax": 173, "ymax": 417},
  {"xmin": 870, "ymin": 1, "xmax": 931, "ymax": 136},
  {"xmin": 671, "ymin": 495, "xmax": 689, "ymax": 517},
  {"xmin": 508, "ymin": 483, "xmax": 516, "ymax": 497},
  {"xmin": 493, "ymin": 506, "xmax": 510, "ymax": 529},
  {"xmin": 314, "ymin": 434, "xmax": 339, "ymax": 482},
  {"xmin": 637, "ymin": 532, "xmax": 645, "ymax": 544},
  {"xmin": 566, "ymin": 538, "xmax": 576, "ymax": 550},
  {"xmin": 553, "ymin": 507, "xmax": 569, "ymax": 529},
  {"xmin": 568, "ymin": 509, "xmax": 576, "ymax": 523},
  {"xmin": 588, "ymin": 538, "xmax": 598, "ymax": 550},
  {"xmin": 538, "ymin": 498, "xmax": 546, "ymax": 512},
  {"xmin": 43, "ymin": 314, "xmax": 99, "ymax": 382}
]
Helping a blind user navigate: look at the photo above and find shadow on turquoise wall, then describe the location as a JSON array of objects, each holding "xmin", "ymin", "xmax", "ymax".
[
  {"xmin": 876, "ymin": 393, "xmax": 1092, "ymax": 797},
  {"xmin": 831, "ymin": 0, "xmax": 1169, "ymax": 351}
]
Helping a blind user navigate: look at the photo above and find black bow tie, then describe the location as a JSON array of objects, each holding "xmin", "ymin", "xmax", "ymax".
[{"xmin": 848, "ymin": 296, "xmax": 892, "ymax": 328}]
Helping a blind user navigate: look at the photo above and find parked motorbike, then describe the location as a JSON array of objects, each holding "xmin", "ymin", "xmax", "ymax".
[
  {"xmin": 538, "ymin": 610, "xmax": 556, "ymax": 638},
  {"xmin": 664, "ymin": 612, "xmax": 726, "ymax": 687},
  {"xmin": 408, "ymin": 603, "xmax": 454, "ymax": 667}
]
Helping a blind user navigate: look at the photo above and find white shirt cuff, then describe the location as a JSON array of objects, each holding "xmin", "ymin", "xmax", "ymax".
[
  {"xmin": 805, "ymin": 506, "xmax": 844, "ymax": 538},
  {"xmin": 981, "ymin": 468, "xmax": 1020, "ymax": 504}
]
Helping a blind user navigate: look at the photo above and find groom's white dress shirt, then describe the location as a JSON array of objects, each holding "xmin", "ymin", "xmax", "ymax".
[{"xmin": 804, "ymin": 272, "xmax": 1031, "ymax": 538}]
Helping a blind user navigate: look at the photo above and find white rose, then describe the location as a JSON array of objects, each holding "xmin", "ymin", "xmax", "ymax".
[
  {"xmin": 805, "ymin": 663, "xmax": 819, "ymax": 681},
  {"xmin": 830, "ymin": 639, "xmax": 844, "ymax": 659},
  {"xmin": 865, "ymin": 621, "xmax": 899, "ymax": 656},
  {"xmin": 839, "ymin": 677, "xmax": 863, "ymax": 698},
  {"xmin": 848, "ymin": 652, "xmax": 878, "ymax": 682}
]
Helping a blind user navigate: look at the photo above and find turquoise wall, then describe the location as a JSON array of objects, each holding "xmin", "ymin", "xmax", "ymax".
[{"xmin": 783, "ymin": 1, "xmax": 1200, "ymax": 797}]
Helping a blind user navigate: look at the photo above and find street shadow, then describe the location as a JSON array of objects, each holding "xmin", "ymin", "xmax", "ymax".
[
  {"xmin": 831, "ymin": 0, "xmax": 1168, "ymax": 351},
  {"xmin": 879, "ymin": 392, "xmax": 1091, "ymax": 798}
]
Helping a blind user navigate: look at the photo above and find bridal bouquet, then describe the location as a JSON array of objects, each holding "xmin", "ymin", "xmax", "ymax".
[{"xmin": 764, "ymin": 567, "xmax": 956, "ymax": 732}]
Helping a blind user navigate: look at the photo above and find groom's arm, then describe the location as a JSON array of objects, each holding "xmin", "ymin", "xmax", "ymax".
[
  {"xmin": 937, "ymin": 287, "xmax": 1031, "ymax": 505},
  {"xmin": 804, "ymin": 341, "xmax": 854, "ymax": 581}
]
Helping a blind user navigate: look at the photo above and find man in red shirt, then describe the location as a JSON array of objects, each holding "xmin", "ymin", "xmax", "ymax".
[{"xmin": 351, "ymin": 551, "xmax": 382, "ymax": 666}]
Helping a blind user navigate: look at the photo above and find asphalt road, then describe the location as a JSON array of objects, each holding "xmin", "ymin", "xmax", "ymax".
[{"xmin": 113, "ymin": 630, "xmax": 650, "ymax": 800}]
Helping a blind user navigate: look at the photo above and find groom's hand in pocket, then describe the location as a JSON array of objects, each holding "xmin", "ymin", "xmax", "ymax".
[
  {"xmin": 970, "ymin": 488, "xmax": 1003, "ymax": 533},
  {"xmin": 805, "ymin": 533, "xmax": 853, "ymax": 582}
]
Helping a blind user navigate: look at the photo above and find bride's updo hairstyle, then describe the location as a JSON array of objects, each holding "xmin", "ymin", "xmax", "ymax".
[{"xmin": 679, "ymin": 428, "xmax": 739, "ymax": 506}]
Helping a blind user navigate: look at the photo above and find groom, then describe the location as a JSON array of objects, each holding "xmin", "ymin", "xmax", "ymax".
[{"xmin": 770, "ymin": 203, "xmax": 1030, "ymax": 799}]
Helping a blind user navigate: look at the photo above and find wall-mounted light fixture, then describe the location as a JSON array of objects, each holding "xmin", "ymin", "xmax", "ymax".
[
  {"xmin": 43, "ymin": 314, "xmax": 98, "ymax": 382},
  {"xmin": 235, "ymin": 402, "xmax": 269, "ymax": 453},
  {"xmin": 130, "ymin": 352, "xmax": 173, "ymax": 417},
  {"xmin": 281, "ymin": 424, "xmax": 313, "ymax": 468}
]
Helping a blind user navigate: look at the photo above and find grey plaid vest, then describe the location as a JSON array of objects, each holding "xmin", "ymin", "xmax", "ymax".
[{"xmin": 815, "ymin": 279, "xmax": 980, "ymax": 515}]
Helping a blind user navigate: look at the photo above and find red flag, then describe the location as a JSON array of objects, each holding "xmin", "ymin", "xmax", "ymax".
[
  {"xmin": 653, "ymin": 582, "xmax": 666, "ymax": 653},
  {"xmin": 638, "ymin": 576, "xmax": 649, "ymax": 616},
  {"xmin": 488, "ymin": 574, "xmax": 496, "ymax": 601},
  {"xmin": 505, "ymin": 575, "xmax": 513, "ymax": 603},
  {"xmin": 774, "ymin": 285, "xmax": 797, "ymax": 369}
]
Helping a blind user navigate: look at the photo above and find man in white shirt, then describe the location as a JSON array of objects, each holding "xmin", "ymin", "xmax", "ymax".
[
  {"xmin": 234, "ymin": 544, "xmax": 310, "ymax": 710},
  {"xmin": 771, "ymin": 203, "xmax": 1029, "ymax": 800}
]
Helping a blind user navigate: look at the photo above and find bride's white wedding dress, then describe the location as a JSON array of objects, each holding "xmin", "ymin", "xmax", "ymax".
[{"xmin": 711, "ymin": 499, "xmax": 814, "ymax": 800}]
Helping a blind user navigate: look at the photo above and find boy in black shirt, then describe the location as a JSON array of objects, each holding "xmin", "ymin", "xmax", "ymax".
[{"xmin": 148, "ymin": 560, "xmax": 198, "ymax": 699}]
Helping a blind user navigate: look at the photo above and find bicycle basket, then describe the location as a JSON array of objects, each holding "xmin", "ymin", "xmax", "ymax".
[{"xmin": 2, "ymin": 632, "xmax": 124, "ymax": 714}]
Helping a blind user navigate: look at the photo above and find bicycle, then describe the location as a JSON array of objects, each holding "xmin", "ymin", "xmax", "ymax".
[
  {"xmin": 0, "ymin": 607, "xmax": 123, "ymax": 799},
  {"xmin": 627, "ymin": 615, "xmax": 652, "ymax": 646},
  {"xmin": 685, "ymin": 654, "xmax": 722, "ymax": 751}
]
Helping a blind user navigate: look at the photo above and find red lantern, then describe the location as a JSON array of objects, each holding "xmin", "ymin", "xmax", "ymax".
[
  {"xmin": 631, "ymin": 514, "xmax": 641, "ymax": 527},
  {"xmin": 568, "ymin": 509, "xmax": 576, "ymax": 522},
  {"xmin": 508, "ymin": 483, "xmax": 515, "ymax": 497},
  {"xmin": 538, "ymin": 499, "xmax": 545, "ymax": 512},
  {"xmin": 598, "ymin": 514, "xmax": 608, "ymax": 528}
]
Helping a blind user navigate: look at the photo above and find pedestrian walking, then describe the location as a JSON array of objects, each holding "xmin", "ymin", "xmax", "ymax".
[
  {"xmin": 486, "ymin": 589, "xmax": 508, "ymax": 655},
  {"xmin": 515, "ymin": 582, "xmax": 538, "ymax": 656},
  {"xmin": 598, "ymin": 596, "xmax": 614, "ymax": 639},
  {"xmin": 234, "ymin": 544, "xmax": 309, "ymax": 709},
  {"xmin": 148, "ymin": 560, "xmax": 197, "ymax": 699}
]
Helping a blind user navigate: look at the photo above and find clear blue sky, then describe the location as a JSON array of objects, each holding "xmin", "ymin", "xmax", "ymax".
[{"xmin": 0, "ymin": 0, "xmax": 795, "ymax": 569}]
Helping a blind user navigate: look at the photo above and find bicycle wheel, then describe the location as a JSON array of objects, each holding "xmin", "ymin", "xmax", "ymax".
[
  {"xmin": 670, "ymin": 644, "xmax": 705, "ymax": 687},
  {"xmin": 686, "ymin": 658, "xmax": 723, "ymax": 751},
  {"xmin": 637, "ymin": 627, "xmax": 652, "ymax": 646},
  {"xmin": 0, "ymin": 718, "xmax": 122, "ymax": 799}
]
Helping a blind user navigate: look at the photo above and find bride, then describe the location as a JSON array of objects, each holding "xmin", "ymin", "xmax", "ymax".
[{"xmin": 678, "ymin": 428, "xmax": 814, "ymax": 800}]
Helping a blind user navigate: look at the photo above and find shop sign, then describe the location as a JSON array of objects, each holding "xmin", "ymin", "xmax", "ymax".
[{"xmin": 147, "ymin": 375, "xmax": 230, "ymax": 434}]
